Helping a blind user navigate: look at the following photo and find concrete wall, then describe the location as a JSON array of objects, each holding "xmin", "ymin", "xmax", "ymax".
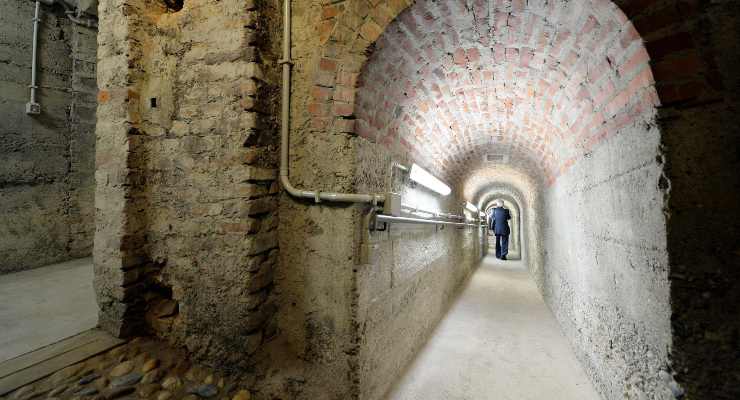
[
  {"xmin": 0, "ymin": 0, "xmax": 96, "ymax": 274},
  {"xmin": 539, "ymin": 122, "xmax": 675, "ymax": 399}
]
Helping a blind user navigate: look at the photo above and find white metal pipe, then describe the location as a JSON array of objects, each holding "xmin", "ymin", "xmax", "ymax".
[
  {"xmin": 280, "ymin": 0, "xmax": 384, "ymax": 204},
  {"xmin": 29, "ymin": 0, "xmax": 40, "ymax": 105}
]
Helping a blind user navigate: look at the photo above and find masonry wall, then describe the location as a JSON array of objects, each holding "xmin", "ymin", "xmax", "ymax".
[
  {"xmin": 0, "ymin": 0, "xmax": 96, "ymax": 274},
  {"xmin": 94, "ymin": 0, "xmax": 280, "ymax": 371}
]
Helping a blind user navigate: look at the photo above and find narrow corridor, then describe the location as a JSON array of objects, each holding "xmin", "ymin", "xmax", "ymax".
[{"xmin": 386, "ymin": 255, "xmax": 599, "ymax": 400}]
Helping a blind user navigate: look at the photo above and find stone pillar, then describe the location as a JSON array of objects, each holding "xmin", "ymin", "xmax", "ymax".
[
  {"xmin": 94, "ymin": 0, "xmax": 149, "ymax": 337},
  {"xmin": 94, "ymin": 0, "xmax": 280, "ymax": 370}
]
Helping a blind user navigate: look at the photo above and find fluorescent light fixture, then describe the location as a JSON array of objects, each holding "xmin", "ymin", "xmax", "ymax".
[
  {"xmin": 465, "ymin": 202, "xmax": 478, "ymax": 213},
  {"xmin": 409, "ymin": 163, "xmax": 451, "ymax": 196}
]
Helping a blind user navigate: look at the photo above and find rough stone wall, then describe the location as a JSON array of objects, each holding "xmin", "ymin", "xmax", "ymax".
[
  {"xmin": 94, "ymin": 0, "xmax": 280, "ymax": 371},
  {"xmin": 627, "ymin": 1, "xmax": 740, "ymax": 397},
  {"xmin": 0, "ymin": 0, "xmax": 96, "ymax": 274},
  {"xmin": 271, "ymin": 0, "xmax": 365, "ymax": 397},
  {"xmin": 68, "ymin": 23, "xmax": 98, "ymax": 258}
]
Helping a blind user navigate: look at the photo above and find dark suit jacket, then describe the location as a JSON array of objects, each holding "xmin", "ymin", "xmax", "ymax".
[{"xmin": 490, "ymin": 207, "xmax": 511, "ymax": 236}]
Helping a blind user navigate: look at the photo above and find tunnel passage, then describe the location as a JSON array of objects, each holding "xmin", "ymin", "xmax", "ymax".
[{"xmin": 349, "ymin": 1, "xmax": 673, "ymax": 399}]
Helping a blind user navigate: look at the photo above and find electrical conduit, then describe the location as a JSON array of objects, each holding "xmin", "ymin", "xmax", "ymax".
[{"xmin": 280, "ymin": 0, "xmax": 384, "ymax": 204}]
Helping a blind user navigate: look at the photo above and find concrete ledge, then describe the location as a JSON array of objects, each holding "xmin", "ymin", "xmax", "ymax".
[{"xmin": 0, "ymin": 329, "xmax": 125, "ymax": 396}]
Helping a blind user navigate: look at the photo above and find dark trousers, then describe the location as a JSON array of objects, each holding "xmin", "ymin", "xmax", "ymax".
[{"xmin": 495, "ymin": 234, "xmax": 509, "ymax": 259}]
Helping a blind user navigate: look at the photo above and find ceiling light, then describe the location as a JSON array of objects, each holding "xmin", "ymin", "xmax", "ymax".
[
  {"xmin": 409, "ymin": 164, "xmax": 451, "ymax": 196},
  {"xmin": 465, "ymin": 202, "xmax": 478, "ymax": 213}
]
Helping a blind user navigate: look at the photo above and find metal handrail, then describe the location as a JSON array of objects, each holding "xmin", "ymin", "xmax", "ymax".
[
  {"xmin": 375, "ymin": 214, "xmax": 486, "ymax": 229},
  {"xmin": 400, "ymin": 204, "xmax": 465, "ymax": 220}
]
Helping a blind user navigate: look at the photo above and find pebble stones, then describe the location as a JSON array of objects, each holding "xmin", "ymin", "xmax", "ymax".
[
  {"xmin": 187, "ymin": 384, "xmax": 219, "ymax": 398},
  {"xmin": 101, "ymin": 386, "xmax": 135, "ymax": 400},
  {"xmin": 184, "ymin": 367, "xmax": 205, "ymax": 383},
  {"xmin": 78, "ymin": 373, "xmax": 101, "ymax": 385},
  {"xmin": 51, "ymin": 364, "xmax": 86, "ymax": 384},
  {"xmin": 74, "ymin": 387, "xmax": 98, "ymax": 397},
  {"xmin": 93, "ymin": 377, "xmax": 109, "ymax": 390},
  {"xmin": 232, "ymin": 390, "xmax": 251, "ymax": 400},
  {"xmin": 155, "ymin": 391, "xmax": 172, "ymax": 400},
  {"xmin": 141, "ymin": 368, "xmax": 165, "ymax": 384},
  {"xmin": 161, "ymin": 377, "xmax": 182, "ymax": 391},
  {"xmin": 136, "ymin": 384, "xmax": 160, "ymax": 398},
  {"xmin": 109, "ymin": 372, "xmax": 142, "ymax": 388},
  {"xmin": 141, "ymin": 359, "xmax": 159, "ymax": 373},
  {"xmin": 109, "ymin": 361, "xmax": 134, "ymax": 378}
]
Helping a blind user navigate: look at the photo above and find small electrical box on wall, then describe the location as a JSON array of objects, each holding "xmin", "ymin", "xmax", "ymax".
[
  {"xmin": 26, "ymin": 102, "xmax": 41, "ymax": 115},
  {"xmin": 383, "ymin": 192, "xmax": 402, "ymax": 216}
]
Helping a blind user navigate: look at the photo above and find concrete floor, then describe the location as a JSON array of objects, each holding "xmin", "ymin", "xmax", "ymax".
[
  {"xmin": 386, "ymin": 255, "xmax": 600, "ymax": 400},
  {"xmin": 0, "ymin": 258, "xmax": 98, "ymax": 363}
]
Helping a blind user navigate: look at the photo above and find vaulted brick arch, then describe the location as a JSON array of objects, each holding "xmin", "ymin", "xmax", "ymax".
[
  {"xmin": 307, "ymin": 0, "xmax": 715, "ymax": 194},
  {"xmin": 354, "ymin": 0, "xmax": 658, "ymax": 187}
]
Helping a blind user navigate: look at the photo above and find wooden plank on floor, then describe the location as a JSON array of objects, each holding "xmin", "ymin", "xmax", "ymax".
[{"xmin": 0, "ymin": 329, "xmax": 125, "ymax": 396}]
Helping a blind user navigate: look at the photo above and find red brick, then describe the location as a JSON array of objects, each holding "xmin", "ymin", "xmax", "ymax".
[
  {"xmin": 620, "ymin": 22, "xmax": 641, "ymax": 48},
  {"xmin": 453, "ymin": 48, "xmax": 467, "ymax": 65},
  {"xmin": 312, "ymin": 86, "xmax": 333, "ymax": 101},
  {"xmin": 319, "ymin": 58, "xmax": 338, "ymax": 72},
  {"xmin": 334, "ymin": 86, "xmax": 356, "ymax": 103},
  {"xmin": 618, "ymin": 46, "xmax": 650, "ymax": 78},
  {"xmin": 321, "ymin": 4, "xmax": 341, "ymax": 20}
]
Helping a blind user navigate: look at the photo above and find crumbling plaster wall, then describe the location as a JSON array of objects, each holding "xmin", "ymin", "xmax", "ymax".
[
  {"xmin": 0, "ymin": 0, "xmax": 96, "ymax": 274},
  {"xmin": 95, "ymin": 0, "xmax": 280, "ymax": 373}
]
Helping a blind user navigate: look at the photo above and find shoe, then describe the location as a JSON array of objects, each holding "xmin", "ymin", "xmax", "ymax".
[{"xmin": 501, "ymin": 256, "xmax": 507, "ymax": 260}]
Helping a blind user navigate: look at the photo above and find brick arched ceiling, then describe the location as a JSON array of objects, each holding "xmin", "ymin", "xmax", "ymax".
[{"xmin": 355, "ymin": 0, "xmax": 658, "ymax": 188}]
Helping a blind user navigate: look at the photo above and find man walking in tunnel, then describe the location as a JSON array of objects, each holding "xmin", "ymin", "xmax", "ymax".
[{"xmin": 490, "ymin": 200, "xmax": 511, "ymax": 260}]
